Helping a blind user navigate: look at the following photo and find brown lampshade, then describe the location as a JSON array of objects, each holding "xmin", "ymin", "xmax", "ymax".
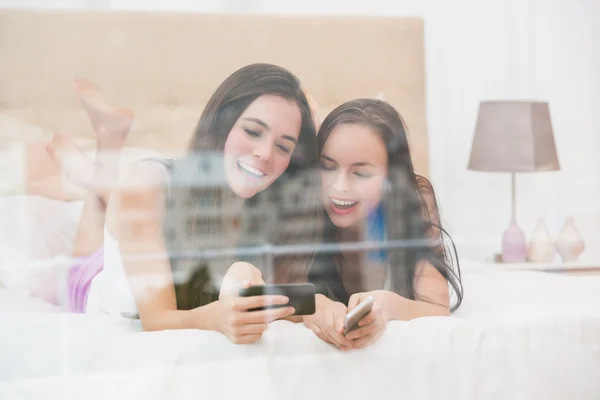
[{"xmin": 468, "ymin": 101, "xmax": 561, "ymax": 172}]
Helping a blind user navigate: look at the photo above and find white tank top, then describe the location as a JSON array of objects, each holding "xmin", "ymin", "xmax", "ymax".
[
  {"xmin": 86, "ymin": 158, "xmax": 173, "ymax": 318},
  {"xmin": 86, "ymin": 227, "xmax": 138, "ymax": 317}
]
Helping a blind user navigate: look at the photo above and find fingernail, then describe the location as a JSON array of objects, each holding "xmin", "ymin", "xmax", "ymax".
[{"xmin": 278, "ymin": 296, "xmax": 290, "ymax": 304}]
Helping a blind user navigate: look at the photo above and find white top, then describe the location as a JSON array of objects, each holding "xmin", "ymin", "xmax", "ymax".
[
  {"xmin": 86, "ymin": 227, "xmax": 138, "ymax": 317},
  {"xmin": 86, "ymin": 158, "xmax": 173, "ymax": 318}
]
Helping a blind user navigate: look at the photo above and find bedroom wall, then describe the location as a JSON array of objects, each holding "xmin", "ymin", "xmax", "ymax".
[{"xmin": 2, "ymin": 0, "xmax": 598, "ymax": 262}]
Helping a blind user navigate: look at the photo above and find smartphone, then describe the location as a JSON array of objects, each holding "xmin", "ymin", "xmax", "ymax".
[
  {"xmin": 238, "ymin": 283, "xmax": 316, "ymax": 315},
  {"xmin": 343, "ymin": 296, "xmax": 374, "ymax": 335}
]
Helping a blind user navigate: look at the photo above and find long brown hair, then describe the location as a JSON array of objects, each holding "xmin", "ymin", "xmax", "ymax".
[
  {"xmin": 165, "ymin": 64, "xmax": 323, "ymax": 310},
  {"xmin": 311, "ymin": 99, "xmax": 463, "ymax": 311}
]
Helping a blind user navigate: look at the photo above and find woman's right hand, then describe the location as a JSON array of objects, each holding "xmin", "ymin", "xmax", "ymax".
[
  {"xmin": 207, "ymin": 294, "xmax": 295, "ymax": 344},
  {"xmin": 303, "ymin": 294, "xmax": 354, "ymax": 350}
]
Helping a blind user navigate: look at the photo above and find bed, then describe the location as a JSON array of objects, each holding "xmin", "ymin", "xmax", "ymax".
[
  {"xmin": 1, "ymin": 9, "xmax": 600, "ymax": 400},
  {"xmin": 2, "ymin": 268, "xmax": 600, "ymax": 399}
]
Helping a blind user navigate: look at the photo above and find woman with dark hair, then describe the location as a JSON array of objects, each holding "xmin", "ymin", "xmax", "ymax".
[
  {"xmin": 304, "ymin": 99, "xmax": 463, "ymax": 350},
  {"xmin": 82, "ymin": 63, "xmax": 322, "ymax": 343}
]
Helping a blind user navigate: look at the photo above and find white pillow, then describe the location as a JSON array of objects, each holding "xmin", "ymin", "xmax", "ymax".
[
  {"xmin": 0, "ymin": 286, "xmax": 61, "ymax": 313},
  {"xmin": 0, "ymin": 195, "xmax": 83, "ymax": 264},
  {"xmin": 0, "ymin": 195, "xmax": 83, "ymax": 306}
]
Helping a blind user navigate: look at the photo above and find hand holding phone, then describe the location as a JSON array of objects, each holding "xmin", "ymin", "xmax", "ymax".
[
  {"xmin": 238, "ymin": 283, "xmax": 316, "ymax": 315},
  {"xmin": 302, "ymin": 294, "xmax": 354, "ymax": 350},
  {"xmin": 213, "ymin": 287, "xmax": 293, "ymax": 344},
  {"xmin": 343, "ymin": 296, "xmax": 374, "ymax": 335}
]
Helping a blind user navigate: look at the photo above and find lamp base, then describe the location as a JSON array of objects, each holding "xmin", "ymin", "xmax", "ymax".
[{"xmin": 502, "ymin": 219, "xmax": 527, "ymax": 263}]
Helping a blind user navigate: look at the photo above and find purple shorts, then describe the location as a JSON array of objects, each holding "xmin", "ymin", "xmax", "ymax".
[{"xmin": 66, "ymin": 246, "xmax": 104, "ymax": 313}]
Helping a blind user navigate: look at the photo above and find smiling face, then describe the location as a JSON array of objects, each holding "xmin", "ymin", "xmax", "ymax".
[
  {"xmin": 223, "ymin": 94, "xmax": 302, "ymax": 198},
  {"xmin": 320, "ymin": 123, "xmax": 389, "ymax": 229}
]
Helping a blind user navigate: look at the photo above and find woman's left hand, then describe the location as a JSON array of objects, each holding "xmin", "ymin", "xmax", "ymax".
[{"xmin": 345, "ymin": 290, "xmax": 392, "ymax": 349}]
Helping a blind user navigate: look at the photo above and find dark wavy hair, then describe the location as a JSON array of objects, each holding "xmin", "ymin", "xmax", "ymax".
[
  {"xmin": 165, "ymin": 63, "xmax": 323, "ymax": 310},
  {"xmin": 310, "ymin": 99, "xmax": 463, "ymax": 311}
]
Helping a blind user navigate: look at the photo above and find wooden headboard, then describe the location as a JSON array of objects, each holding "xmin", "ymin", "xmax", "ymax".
[{"xmin": 0, "ymin": 10, "xmax": 429, "ymax": 197}]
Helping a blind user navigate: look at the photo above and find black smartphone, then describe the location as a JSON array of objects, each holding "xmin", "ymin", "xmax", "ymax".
[{"xmin": 238, "ymin": 283, "xmax": 316, "ymax": 315}]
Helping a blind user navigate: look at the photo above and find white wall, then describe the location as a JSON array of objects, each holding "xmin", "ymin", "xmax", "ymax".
[
  {"xmin": 3, "ymin": 0, "xmax": 598, "ymax": 261},
  {"xmin": 0, "ymin": 0, "xmax": 92, "ymax": 8},
  {"xmin": 424, "ymin": 0, "xmax": 599, "ymax": 261}
]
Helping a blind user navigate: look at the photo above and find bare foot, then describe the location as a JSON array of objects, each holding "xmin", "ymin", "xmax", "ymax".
[
  {"xmin": 74, "ymin": 78, "xmax": 134, "ymax": 147},
  {"xmin": 46, "ymin": 131, "xmax": 95, "ymax": 189}
]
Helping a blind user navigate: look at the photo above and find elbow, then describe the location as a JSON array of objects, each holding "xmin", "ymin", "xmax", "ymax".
[
  {"xmin": 427, "ymin": 302, "xmax": 451, "ymax": 317},
  {"xmin": 137, "ymin": 310, "xmax": 173, "ymax": 332},
  {"xmin": 139, "ymin": 316, "xmax": 164, "ymax": 332},
  {"xmin": 410, "ymin": 299, "xmax": 451, "ymax": 319},
  {"xmin": 437, "ymin": 307, "xmax": 451, "ymax": 317}
]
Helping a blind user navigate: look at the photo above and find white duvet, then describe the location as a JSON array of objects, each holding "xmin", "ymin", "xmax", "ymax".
[{"xmin": 2, "ymin": 268, "xmax": 600, "ymax": 400}]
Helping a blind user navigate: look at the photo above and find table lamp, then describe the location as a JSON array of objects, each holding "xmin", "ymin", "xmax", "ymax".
[{"xmin": 467, "ymin": 100, "xmax": 561, "ymax": 262}]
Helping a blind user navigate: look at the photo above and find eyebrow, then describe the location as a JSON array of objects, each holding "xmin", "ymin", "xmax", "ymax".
[
  {"xmin": 242, "ymin": 117, "xmax": 269, "ymax": 130},
  {"xmin": 352, "ymin": 161, "xmax": 375, "ymax": 167},
  {"xmin": 321, "ymin": 155, "xmax": 374, "ymax": 167},
  {"xmin": 242, "ymin": 117, "xmax": 297, "ymax": 144},
  {"xmin": 281, "ymin": 135, "xmax": 297, "ymax": 144},
  {"xmin": 321, "ymin": 155, "xmax": 337, "ymax": 163}
]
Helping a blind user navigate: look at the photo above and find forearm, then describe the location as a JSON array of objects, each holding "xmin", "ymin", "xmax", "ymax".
[
  {"xmin": 386, "ymin": 292, "xmax": 450, "ymax": 321},
  {"xmin": 139, "ymin": 302, "xmax": 217, "ymax": 332}
]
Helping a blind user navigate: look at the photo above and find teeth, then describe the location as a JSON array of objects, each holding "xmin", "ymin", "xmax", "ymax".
[
  {"xmin": 238, "ymin": 161, "xmax": 265, "ymax": 177},
  {"xmin": 331, "ymin": 198, "xmax": 357, "ymax": 206}
]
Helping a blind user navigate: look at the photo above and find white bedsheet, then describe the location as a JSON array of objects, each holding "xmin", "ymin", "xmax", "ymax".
[{"xmin": 2, "ymin": 269, "xmax": 600, "ymax": 400}]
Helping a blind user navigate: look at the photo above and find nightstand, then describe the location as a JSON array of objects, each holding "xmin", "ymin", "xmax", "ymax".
[{"xmin": 464, "ymin": 260, "xmax": 600, "ymax": 276}]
